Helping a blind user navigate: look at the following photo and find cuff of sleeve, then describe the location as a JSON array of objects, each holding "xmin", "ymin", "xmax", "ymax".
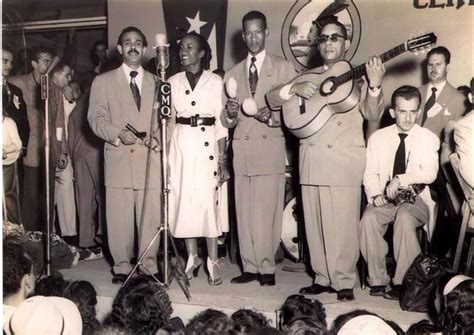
[
  {"xmin": 56, "ymin": 128, "xmax": 63, "ymax": 141},
  {"xmin": 279, "ymin": 84, "xmax": 294, "ymax": 100},
  {"xmin": 368, "ymin": 86, "xmax": 381, "ymax": 97},
  {"xmin": 396, "ymin": 174, "xmax": 410, "ymax": 187}
]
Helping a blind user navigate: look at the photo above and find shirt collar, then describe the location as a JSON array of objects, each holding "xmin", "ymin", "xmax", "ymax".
[
  {"xmin": 247, "ymin": 50, "xmax": 266, "ymax": 72},
  {"xmin": 121, "ymin": 63, "xmax": 144, "ymax": 82},
  {"xmin": 427, "ymin": 80, "xmax": 446, "ymax": 96}
]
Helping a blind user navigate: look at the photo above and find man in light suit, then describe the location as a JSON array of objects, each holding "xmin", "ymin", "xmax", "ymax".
[
  {"xmin": 417, "ymin": 46, "xmax": 467, "ymax": 166},
  {"xmin": 267, "ymin": 21, "xmax": 385, "ymax": 300},
  {"xmin": 223, "ymin": 11, "xmax": 297, "ymax": 286},
  {"xmin": 9, "ymin": 46, "xmax": 55, "ymax": 231},
  {"xmin": 88, "ymin": 26, "xmax": 161, "ymax": 284},
  {"xmin": 360, "ymin": 85, "xmax": 439, "ymax": 300}
]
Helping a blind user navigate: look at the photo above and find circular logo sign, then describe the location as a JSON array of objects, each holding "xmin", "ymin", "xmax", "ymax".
[{"xmin": 281, "ymin": 0, "xmax": 361, "ymax": 72}]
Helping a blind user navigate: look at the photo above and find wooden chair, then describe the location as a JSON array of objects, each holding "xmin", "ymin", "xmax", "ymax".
[{"xmin": 450, "ymin": 153, "xmax": 474, "ymax": 275}]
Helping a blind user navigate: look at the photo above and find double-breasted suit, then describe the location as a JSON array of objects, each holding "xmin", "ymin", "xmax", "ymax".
[
  {"xmin": 223, "ymin": 52, "xmax": 297, "ymax": 275},
  {"xmin": 88, "ymin": 66, "xmax": 162, "ymax": 275},
  {"xmin": 267, "ymin": 68, "xmax": 384, "ymax": 291}
]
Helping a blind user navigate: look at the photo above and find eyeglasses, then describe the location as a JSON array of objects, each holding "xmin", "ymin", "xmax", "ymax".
[{"xmin": 317, "ymin": 34, "xmax": 345, "ymax": 44}]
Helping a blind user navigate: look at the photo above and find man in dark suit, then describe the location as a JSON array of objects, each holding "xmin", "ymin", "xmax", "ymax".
[
  {"xmin": 2, "ymin": 48, "xmax": 28, "ymax": 224},
  {"xmin": 9, "ymin": 46, "xmax": 55, "ymax": 231},
  {"xmin": 267, "ymin": 20, "xmax": 385, "ymax": 301},
  {"xmin": 223, "ymin": 11, "xmax": 297, "ymax": 286},
  {"xmin": 88, "ymin": 26, "xmax": 161, "ymax": 284}
]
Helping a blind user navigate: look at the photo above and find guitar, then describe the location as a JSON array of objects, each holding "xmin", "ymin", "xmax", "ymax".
[{"xmin": 282, "ymin": 33, "xmax": 437, "ymax": 138}]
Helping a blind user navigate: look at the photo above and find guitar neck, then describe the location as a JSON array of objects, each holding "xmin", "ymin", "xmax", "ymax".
[{"xmin": 337, "ymin": 43, "xmax": 407, "ymax": 85}]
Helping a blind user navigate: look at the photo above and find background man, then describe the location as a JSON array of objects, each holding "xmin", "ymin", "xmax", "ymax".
[
  {"xmin": 9, "ymin": 46, "xmax": 55, "ymax": 232},
  {"xmin": 223, "ymin": 11, "xmax": 297, "ymax": 286},
  {"xmin": 267, "ymin": 20, "xmax": 385, "ymax": 301},
  {"xmin": 3, "ymin": 47, "xmax": 28, "ymax": 224},
  {"xmin": 360, "ymin": 85, "xmax": 439, "ymax": 300},
  {"xmin": 88, "ymin": 26, "xmax": 161, "ymax": 284}
]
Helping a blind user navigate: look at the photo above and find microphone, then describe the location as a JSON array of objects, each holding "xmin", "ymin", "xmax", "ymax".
[
  {"xmin": 41, "ymin": 56, "xmax": 61, "ymax": 100},
  {"xmin": 154, "ymin": 33, "xmax": 170, "ymax": 72}
]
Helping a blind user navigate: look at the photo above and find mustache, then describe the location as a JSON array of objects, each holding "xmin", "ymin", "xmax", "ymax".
[{"xmin": 127, "ymin": 49, "xmax": 139, "ymax": 55}]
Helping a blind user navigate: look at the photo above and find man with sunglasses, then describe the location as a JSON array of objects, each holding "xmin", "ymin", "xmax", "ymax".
[{"xmin": 267, "ymin": 20, "xmax": 385, "ymax": 301}]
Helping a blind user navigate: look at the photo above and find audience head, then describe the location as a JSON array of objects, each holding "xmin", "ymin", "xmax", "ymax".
[
  {"xmin": 280, "ymin": 294, "xmax": 327, "ymax": 329},
  {"xmin": 241, "ymin": 11, "xmax": 269, "ymax": 56},
  {"xmin": 109, "ymin": 277, "xmax": 173, "ymax": 334},
  {"xmin": 317, "ymin": 21, "xmax": 349, "ymax": 65},
  {"xmin": 185, "ymin": 308, "xmax": 233, "ymax": 335},
  {"xmin": 9, "ymin": 296, "xmax": 83, "ymax": 335},
  {"xmin": 63, "ymin": 280, "xmax": 99, "ymax": 334},
  {"xmin": 91, "ymin": 40, "xmax": 108, "ymax": 65},
  {"xmin": 179, "ymin": 32, "xmax": 212, "ymax": 71},
  {"xmin": 426, "ymin": 46, "xmax": 450, "ymax": 84},
  {"xmin": 3, "ymin": 242, "xmax": 35, "ymax": 302},
  {"xmin": 434, "ymin": 273, "xmax": 474, "ymax": 333},
  {"xmin": 117, "ymin": 26, "xmax": 148, "ymax": 68},
  {"xmin": 2, "ymin": 47, "xmax": 14, "ymax": 80},
  {"xmin": 35, "ymin": 275, "xmax": 70, "ymax": 297},
  {"xmin": 389, "ymin": 85, "xmax": 421, "ymax": 133},
  {"xmin": 31, "ymin": 45, "xmax": 55, "ymax": 75},
  {"xmin": 51, "ymin": 61, "xmax": 73, "ymax": 89},
  {"xmin": 231, "ymin": 308, "xmax": 270, "ymax": 334},
  {"xmin": 284, "ymin": 316, "xmax": 326, "ymax": 334},
  {"xmin": 331, "ymin": 309, "xmax": 403, "ymax": 335}
]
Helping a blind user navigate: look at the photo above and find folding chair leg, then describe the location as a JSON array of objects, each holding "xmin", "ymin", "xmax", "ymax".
[{"xmin": 453, "ymin": 203, "xmax": 469, "ymax": 272}]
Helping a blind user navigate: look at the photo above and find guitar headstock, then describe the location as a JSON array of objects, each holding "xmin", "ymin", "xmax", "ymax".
[{"xmin": 406, "ymin": 32, "xmax": 437, "ymax": 55}]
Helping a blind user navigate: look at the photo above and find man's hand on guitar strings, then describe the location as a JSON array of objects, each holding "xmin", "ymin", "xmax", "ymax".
[
  {"xmin": 226, "ymin": 98, "xmax": 240, "ymax": 119},
  {"xmin": 290, "ymin": 81, "xmax": 318, "ymax": 100},
  {"xmin": 365, "ymin": 56, "xmax": 385, "ymax": 88},
  {"xmin": 385, "ymin": 176, "xmax": 401, "ymax": 200},
  {"xmin": 119, "ymin": 129, "xmax": 138, "ymax": 145}
]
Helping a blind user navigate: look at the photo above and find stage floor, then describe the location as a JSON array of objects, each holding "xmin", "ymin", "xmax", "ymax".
[{"xmin": 60, "ymin": 256, "xmax": 427, "ymax": 331}]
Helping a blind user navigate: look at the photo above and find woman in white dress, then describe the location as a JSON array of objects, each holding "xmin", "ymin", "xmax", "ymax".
[{"xmin": 168, "ymin": 32, "xmax": 229, "ymax": 285}]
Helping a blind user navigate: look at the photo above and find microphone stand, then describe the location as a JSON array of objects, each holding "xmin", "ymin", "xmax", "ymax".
[
  {"xmin": 121, "ymin": 57, "xmax": 190, "ymax": 301},
  {"xmin": 41, "ymin": 73, "xmax": 52, "ymax": 276}
]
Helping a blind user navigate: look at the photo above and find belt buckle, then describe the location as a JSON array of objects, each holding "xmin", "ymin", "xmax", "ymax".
[{"xmin": 190, "ymin": 114, "xmax": 199, "ymax": 127}]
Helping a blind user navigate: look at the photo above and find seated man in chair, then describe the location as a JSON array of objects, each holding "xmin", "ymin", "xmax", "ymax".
[{"xmin": 359, "ymin": 85, "xmax": 440, "ymax": 300}]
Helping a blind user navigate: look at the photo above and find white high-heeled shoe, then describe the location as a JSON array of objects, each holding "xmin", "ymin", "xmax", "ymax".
[
  {"xmin": 207, "ymin": 258, "xmax": 222, "ymax": 286},
  {"xmin": 185, "ymin": 254, "xmax": 202, "ymax": 281}
]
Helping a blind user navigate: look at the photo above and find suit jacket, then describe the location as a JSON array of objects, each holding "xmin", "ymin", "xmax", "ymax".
[
  {"xmin": 222, "ymin": 53, "xmax": 297, "ymax": 176},
  {"xmin": 88, "ymin": 67, "xmax": 161, "ymax": 189},
  {"xmin": 454, "ymin": 111, "xmax": 473, "ymax": 188},
  {"xmin": 267, "ymin": 67, "xmax": 384, "ymax": 186},
  {"xmin": 364, "ymin": 124, "xmax": 440, "ymax": 203},
  {"xmin": 48, "ymin": 83, "xmax": 68, "ymax": 165},
  {"xmin": 68, "ymin": 90, "xmax": 104, "ymax": 173},
  {"xmin": 8, "ymin": 72, "xmax": 43, "ymax": 167},
  {"xmin": 417, "ymin": 82, "xmax": 466, "ymax": 140},
  {"xmin": 3, "ymin": 82, "xmax": 29, "ymax": 152}
]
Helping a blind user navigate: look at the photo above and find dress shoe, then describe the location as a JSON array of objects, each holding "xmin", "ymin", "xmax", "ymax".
[
  {"xmin": 384, "ymin": 285, "xmax": 401, "ymax": 300},
  {"xmin": 299, "ymin": 283, "xmax": 336, "ymax": 295},
  {"xmin": 231, "ymin": 272, "xmax": 259, "ymax": 284},
  {"xmin": 112, "ymin": 274, "xmax": 127, "ymax": 284},
  {"xmin": 337, "ymin": 289, "xmax": 355, "ymax": 301},
  {"xmin": 369, "ymin": 285, "xmax": 386, "ymax": 297},
  {"xmin": 260, "ymin": 274, "xmax": 275, "ymax": 286}
]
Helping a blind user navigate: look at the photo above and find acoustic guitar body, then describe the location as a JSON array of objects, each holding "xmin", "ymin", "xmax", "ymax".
[{"xmin": 282, "ymin": 61, "xmax": 360, "ymax": 138}]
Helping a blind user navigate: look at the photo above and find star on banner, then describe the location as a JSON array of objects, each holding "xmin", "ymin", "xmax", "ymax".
[{"xmin": 186, "ymin": 11, "xmax": 206, "ymax": 33}]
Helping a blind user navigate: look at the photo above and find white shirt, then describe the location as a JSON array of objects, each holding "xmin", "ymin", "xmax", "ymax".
[
  {"xmin": 121, "ymin": 63, "xmax": 144, "ymax": 94},
  {"xmin": 363, "ymin": 123, "xmax": 440, "ymax": 203}
]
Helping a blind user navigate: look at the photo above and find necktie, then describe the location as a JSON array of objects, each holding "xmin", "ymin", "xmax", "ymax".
[
  {"xmin": 421, "ymin": 87, "xmax": 437, "ymax": 126},
  {"xmin": 129, "ymin": 70, "xmax": 141, "ymax": 110},
  {"xmin": 3, "ymin": 84, "xmax": 9, "ymax": 109},
  {"xmin": 249, "ymin": 56, "xmax": 258, "ymax": 96},
  {"xmin": 393, "ymin": 133, "xmax": 408, "ymax": 177}
]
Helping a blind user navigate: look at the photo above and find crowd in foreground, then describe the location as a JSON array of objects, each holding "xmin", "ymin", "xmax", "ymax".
[{"xmin": 3, "ymin": 240, "xmax": 474, "ymax": 334}]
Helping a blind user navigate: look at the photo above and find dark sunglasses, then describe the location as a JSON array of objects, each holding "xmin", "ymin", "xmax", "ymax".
[{"xmin": 317, "ymin": 34, "xmax": 345, "ymax": 44}]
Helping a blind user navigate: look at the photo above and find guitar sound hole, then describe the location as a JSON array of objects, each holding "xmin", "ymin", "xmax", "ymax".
[{"xmin": 320, "ymin": 78, "xmax": 335, "ymax": 97}]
